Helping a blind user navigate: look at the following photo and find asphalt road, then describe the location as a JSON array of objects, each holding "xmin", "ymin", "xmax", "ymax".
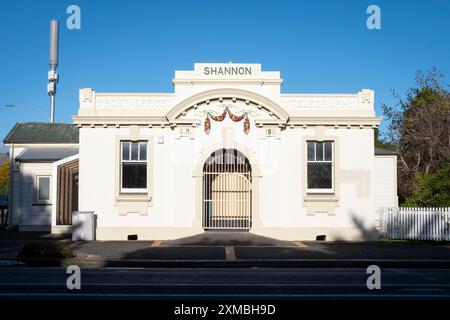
[{"xmin": 0, "ymin": 267, "xmax": 449, "ymax": 299}]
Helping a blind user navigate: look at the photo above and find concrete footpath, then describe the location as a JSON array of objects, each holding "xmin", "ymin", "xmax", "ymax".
[{"xmin": 1, "ymin": 231, "xmax": 450, "ymax": 268}]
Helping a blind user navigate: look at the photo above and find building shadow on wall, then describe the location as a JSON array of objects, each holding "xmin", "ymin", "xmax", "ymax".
[{"xmin": 332, "ymin": 210, "xmax": 380, "ymax": 242}]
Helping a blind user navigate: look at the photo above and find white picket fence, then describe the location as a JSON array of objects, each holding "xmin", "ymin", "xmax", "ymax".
[{"xmin": 379, "ymin": 207, "xmax": 450, "ymax": 241}]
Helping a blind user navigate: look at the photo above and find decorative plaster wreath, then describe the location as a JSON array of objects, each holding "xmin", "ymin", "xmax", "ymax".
[{"xmin": 204, "ymin": 106, "xmax": 250, "ymax": 135}]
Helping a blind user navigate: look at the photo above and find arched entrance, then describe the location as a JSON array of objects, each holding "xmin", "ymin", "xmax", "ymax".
[{"xmin": 203, "ymin": 149, "xmax": 252, "ymax": 231}]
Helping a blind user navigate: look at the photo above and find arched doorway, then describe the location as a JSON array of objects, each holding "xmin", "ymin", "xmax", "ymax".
[{"xmin": 203, "ymin": 149, "xmax": 252, "ymax": 231}]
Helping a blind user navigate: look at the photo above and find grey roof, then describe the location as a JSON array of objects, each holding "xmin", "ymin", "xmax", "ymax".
[
  {"xmin": 375, "ymin": 147, "xmax": 397, "ymax": 156},
  {"xmin": 16, "ymin": 147, "xmax": 79, "ymax": 162},
  {"xmin": 3, "ymin": 122, "xmax": 79, "ymax": 144}
]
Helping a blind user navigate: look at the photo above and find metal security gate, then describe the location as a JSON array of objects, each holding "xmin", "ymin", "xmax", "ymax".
[{"xmin": 203, "ymin": 149, "xmax": 252, "ymax": 230}]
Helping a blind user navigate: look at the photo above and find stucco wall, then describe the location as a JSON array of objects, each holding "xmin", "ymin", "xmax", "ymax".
[
  {"xmin": 78, "ymin": 122, "xmax": 378, "ymax": 240},
  {"xmin": 374, "ymin": 156, "xmax": 398, "ymax": 207}
]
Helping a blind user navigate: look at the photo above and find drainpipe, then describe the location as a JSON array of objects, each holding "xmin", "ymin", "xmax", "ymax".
[{"xmin": 7, "ymin": 143, "xmax": 14, "ymax": 226}]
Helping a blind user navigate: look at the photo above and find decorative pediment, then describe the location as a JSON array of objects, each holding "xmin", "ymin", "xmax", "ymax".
[
  {"xmin": 179, "ymin": 101, "xmax": 274, "ymax": 121},
  {"xmin": 166, "ymin": 89, "xmax": 289, "ymax": 127}
]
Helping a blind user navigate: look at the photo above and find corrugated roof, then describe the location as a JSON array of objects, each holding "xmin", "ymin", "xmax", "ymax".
[
  {"xmin": 375, "ymin": 147, "xmax": 397, "ymax": 156},
  {"xmin": 3, "ymin": 122, "xmax": 79, "ymax": 144},
  {"xmin": 16, "ymin": 148, "xmax": 79, "ymax": 162}
]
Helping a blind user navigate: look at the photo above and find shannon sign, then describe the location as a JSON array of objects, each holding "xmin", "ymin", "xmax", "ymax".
[
  {"xmin": 204, "ymin": 65, "xmax": 252, "ymax": 76},
  {"xmin": 194, "ymin": 63, "xmax": 261, "ymax": 78}
]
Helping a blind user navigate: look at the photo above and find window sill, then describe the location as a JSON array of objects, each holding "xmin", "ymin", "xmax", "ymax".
[
  {"xmin": 121, "ymin": 189, "xmax": 148, "ymax": 194},
  {"xmin": 116, "ymin": 194, "xmax": 152, "ymax": 203},
  {"xmin": 306, "ymin": 189, "xmax": 334, "ymax": 194},
  {"xmin": 32, "ymin": 202, "xmax": 51, "ymax": 206},
  {"xmin": 303, "ymin": 195, "xmax": 339, "ymax": 203}
]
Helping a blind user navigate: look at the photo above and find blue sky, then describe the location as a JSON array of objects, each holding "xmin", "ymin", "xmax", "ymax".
[{"xmin": 1, "ymin": 0, "xmax": 449, "ymax": 152}]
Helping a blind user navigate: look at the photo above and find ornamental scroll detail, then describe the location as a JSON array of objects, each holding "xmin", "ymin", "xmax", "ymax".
[{"xmin": 204, "ymin": 106, "xmax": 250, "ymax": 135}]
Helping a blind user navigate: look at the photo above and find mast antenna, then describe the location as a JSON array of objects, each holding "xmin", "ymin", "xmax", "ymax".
[{"xmin": 48, "ymin": 20, "xmax": 59, "ymax": 123}]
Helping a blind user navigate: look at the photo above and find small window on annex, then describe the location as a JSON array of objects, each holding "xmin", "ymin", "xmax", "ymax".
[{"xmin": 36, "ymin": 176, "xmax": 51, "ymax": 202}]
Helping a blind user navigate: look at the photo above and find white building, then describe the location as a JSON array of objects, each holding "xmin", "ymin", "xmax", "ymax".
[{"xmin": 4, "ymin": 63, "xmax": 398, "ymax": 240}]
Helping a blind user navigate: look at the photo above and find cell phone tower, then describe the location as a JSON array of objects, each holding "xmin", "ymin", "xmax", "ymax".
[{"xmin": 47, "ymin": 20, "xmax": 59, "ymax": 123}]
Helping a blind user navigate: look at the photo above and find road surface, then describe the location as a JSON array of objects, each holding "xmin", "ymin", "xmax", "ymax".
[{"xmin": 0, "ymin": 267, "xmax": 449, "ymax": 299}]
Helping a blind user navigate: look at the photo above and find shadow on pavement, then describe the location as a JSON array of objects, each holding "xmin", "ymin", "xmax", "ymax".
[{"xmin": 161, "ymin": 232, "xmax": 295, "ymax": 247}]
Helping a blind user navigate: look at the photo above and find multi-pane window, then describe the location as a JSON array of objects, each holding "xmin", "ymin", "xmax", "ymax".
[
  {"xmin": 36, "ymin": 176, "xmax": 51, "ymax": 202},
  {"xmin": 121, "ymin": 141, "xmax": 147, "ymax": 192},
  {"xmin": 307, "ymin": 141, "xmax": 334, "ymax": 192}
]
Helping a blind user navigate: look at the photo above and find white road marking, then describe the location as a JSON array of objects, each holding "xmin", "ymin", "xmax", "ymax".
[{"xmin": 225, "ymin": 246, "xmax": 236, "ymax": 261}]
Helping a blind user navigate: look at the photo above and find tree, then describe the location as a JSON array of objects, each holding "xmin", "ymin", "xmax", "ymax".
[
  {"xmin": 382, "ymin": 68, "xmax": 450, "ymax": 204},
  {"xmin": 374, "ymin": 128, "xmax": 393, "ymax": 149},
  {"xmin": 0, "ymin": 161, "xmax": 9, "ymax": 197},
  {"xmin": 404, "ymin": 162, "xmax": 450, "ymax": 207}
]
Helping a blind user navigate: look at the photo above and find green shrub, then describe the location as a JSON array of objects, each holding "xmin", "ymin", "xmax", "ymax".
[
  {"xmin": 0, "ymin": 161, "xmax": 9, "ymax": 197},
  {"xmin": 404, "ymin": 162, "xmax": 450, "ymax": 207}
]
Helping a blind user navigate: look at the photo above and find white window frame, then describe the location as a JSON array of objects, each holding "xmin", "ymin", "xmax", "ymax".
[
  {"xmin": 36, "ymin": 175, "xmax": 51, "ymax": 204},
  {"xmin": 306, "ymin": 141, "xmax": 334, "ymax": 194},
  {"xmin": 120, "ymin": 141, "xmax": 148, "ymax": 194}
]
